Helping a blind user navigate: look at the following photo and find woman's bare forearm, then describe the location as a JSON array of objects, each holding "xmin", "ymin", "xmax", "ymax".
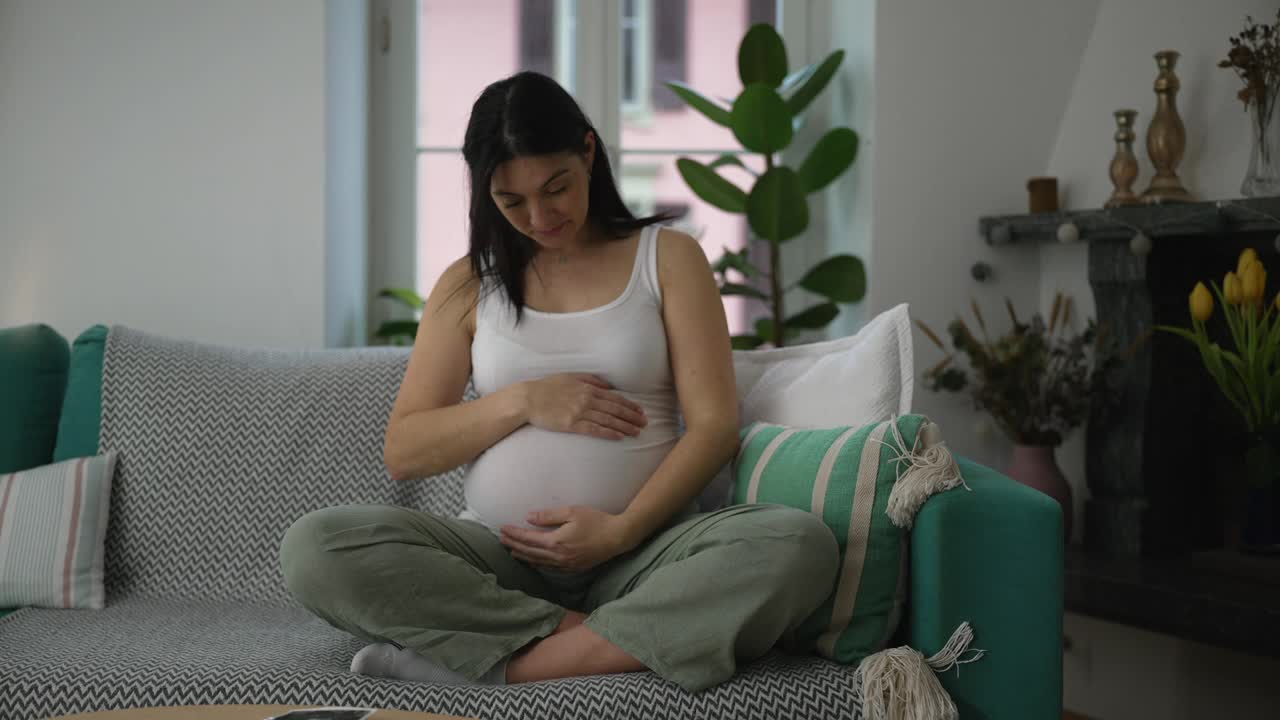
[
  {"xmin": 383, "ymin": 383, "xmax": 528, "ymax": 481},
  {"xmin": 616, "ymin": 420, "xmax": 739, "ymax": 548}
]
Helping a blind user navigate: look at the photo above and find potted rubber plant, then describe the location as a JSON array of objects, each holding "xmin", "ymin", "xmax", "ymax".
[{"xmin": 667, "ymin": 24, "xmax": 865, "ymax": 348}]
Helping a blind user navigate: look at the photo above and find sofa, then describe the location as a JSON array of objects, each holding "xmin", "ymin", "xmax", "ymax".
[{"xmin": 0, "ymin": 319, "xmax": 1062, "ymax": 720}]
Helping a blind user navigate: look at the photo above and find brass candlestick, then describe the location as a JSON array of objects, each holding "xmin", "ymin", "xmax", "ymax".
[
  {"xmin": 1106, "ymin": 109, "xmax": 1141, "ymax": 207},
  {"xmin": 1142, "ymin": 50, "xmax": 1193, "ymax": 203}
]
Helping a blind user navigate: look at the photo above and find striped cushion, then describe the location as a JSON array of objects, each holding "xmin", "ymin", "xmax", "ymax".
[
  {"xmin": 0, "ymin": 453, "xmax": 117, "ymax": 609},
  {"xmin": 734, "ymin": 416, "xmax": 933, "ymax": 665}
]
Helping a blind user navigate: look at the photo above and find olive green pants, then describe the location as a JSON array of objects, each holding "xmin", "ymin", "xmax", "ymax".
[{"xmin": 279, "ymin": 502, "xmax": 838, "ymax": 693}]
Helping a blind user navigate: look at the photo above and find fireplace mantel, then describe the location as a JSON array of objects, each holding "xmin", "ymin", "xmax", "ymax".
[{"xmin": 979, "ymin": 196, "xmax": 1280, "ymax": 246}]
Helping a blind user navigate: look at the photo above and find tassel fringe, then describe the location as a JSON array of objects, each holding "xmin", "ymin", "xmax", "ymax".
[
  {"xmin": 880, "ymin": 419, "xmax": 969, "ymax": 529},
  {"xmin": 855, "ymin": 622, "xmax": 987, "ymax": 720}
]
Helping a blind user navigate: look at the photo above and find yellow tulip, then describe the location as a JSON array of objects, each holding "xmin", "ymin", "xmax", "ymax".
[
  {"xmin": 1242, "ymin": 260, "xmax": 1267, "ymax": 304},
  {"xmin": 1189, "ymin": 282, "xmax": 1214, "ymax": 321},
  {"xmin": 1238, "ymin": 248, "xmax": 1260, "ymax": 277},
  {"xmin": 1225, "ymin": 272, "xmax": 1244, "ymax": 304}
]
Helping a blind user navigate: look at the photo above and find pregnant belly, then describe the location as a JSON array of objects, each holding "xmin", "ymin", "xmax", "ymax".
[{"xmin": 463, "ymin": 424, "xmax": 679, "ymax": 531}]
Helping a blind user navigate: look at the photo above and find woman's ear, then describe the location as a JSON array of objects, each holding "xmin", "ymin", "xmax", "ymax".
[{"xmin": 582, "ymin": 131, "xmax": 596, "ymax": 168}]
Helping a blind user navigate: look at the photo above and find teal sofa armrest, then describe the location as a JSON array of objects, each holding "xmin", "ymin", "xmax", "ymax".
[
  {"xmin": 909, "ymin": 457, "xmax": 1063, "ymax": 719},
  {"xmin": 0, "ymin": 323, "xmax": 70, "ymax": 473}
]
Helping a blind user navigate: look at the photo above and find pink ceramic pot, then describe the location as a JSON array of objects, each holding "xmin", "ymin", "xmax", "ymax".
[{"xmin": 1007, "ymin": 444, "xmax": 1072, "ymax": 541}]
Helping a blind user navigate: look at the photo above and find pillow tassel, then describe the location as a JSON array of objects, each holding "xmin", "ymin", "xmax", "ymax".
[
  {"xmin": 883, "ymin": 420, "xmax": 968, "ymax": 529},
  {"xmin": 855, "ymin": 621, "xmax": 986, "ymax": 720}
]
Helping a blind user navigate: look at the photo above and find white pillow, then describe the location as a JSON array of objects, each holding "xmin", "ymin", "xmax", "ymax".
[
  {"xmin": 0, "ymin": 453, "xmax": 117, "ymax": 609},
  {"xmin": 698, "ymin": 303, "xmax": 915, "ymax": 511}
]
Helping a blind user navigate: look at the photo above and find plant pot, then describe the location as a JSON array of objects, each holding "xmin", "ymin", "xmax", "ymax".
[{"xmin": 1007, "ymin": 444, "xmax": 1073, "ymax": 541}]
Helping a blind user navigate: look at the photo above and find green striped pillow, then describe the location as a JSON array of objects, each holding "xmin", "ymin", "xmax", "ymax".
[
  {"xmin": 734, "ymin": 415, "xmax": 962, "ymax": 665},
  {"xmin": 0, "ymin": 453, "xmax": 117, "ymax": 609}
]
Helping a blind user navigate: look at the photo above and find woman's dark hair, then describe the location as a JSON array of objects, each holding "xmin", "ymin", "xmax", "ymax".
[{"xmin": 461, "ymin": 71, "xmax": 671, "ymax": 321}]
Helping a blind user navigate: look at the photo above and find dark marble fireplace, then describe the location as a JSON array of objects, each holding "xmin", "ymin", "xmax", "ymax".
[
  {"xmin": 980, "ymin": 198, "xmax": 1280, "ymax": 658},
  {"xmin": 1086, "ymin": 223, "xmax": 1277, "ymax": 558},
  {"xmin": 982, "ymin": 197, "xmax": 1280, "ymax": 559}
]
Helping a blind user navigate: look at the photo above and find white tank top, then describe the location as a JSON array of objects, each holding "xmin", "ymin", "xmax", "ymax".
[{"xmin": 462, "ymin": 224, "xmax": 681, "ymax": 531}]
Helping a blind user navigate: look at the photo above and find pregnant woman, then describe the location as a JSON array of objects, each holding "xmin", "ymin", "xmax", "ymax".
[{"xmin": 279, "ymin": 71, "xmax": 838, "ymax": 693}]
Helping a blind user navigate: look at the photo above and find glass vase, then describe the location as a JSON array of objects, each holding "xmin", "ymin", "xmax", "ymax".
[
  {"xmin": 1236, "ymin": 431, "xmax": 1280, "ymax": 553},
  {"xmin": 1241, "ymin": 90, "xmax": 1280, "ymax": 197}
]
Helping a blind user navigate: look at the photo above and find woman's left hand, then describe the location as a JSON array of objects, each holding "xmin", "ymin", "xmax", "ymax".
[{"xmin": 500, "ymin": 506, "xmax": 636, "ymax": 573}]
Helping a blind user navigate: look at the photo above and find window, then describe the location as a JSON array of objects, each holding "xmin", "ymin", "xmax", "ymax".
[
  {"xmin": 415, "ymin": 0, "xmax": 573, "ymax": 301},
  {"xmin": 619, "ymin": 0, "xmax": 686, "ymax": 116},
  {"xmin": 415, "ymin": 1, "xmax": 797, "ymax": 334},
  {"xmin": 620, "ymin": 0, "xmax": 646, "ymax": 109},
  {"xmin": 651, "ymin": 0, "xmax": 687, "ymax": 111}
]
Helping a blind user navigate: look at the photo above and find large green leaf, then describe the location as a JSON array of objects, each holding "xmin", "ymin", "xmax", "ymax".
[
  {"xmin": 798, "ymin": 255, "xmax": 866, "ymax": 303},
  {"xmin": 676, "ymin": 158, "xmax": 748, "ymax": 213},
  {"xmin": 720, "ymin": 282, "xmax": 769, "ymax": 301},
  {"xmin": 731, "ymin": 334, "xmax": 766, "ymax": 350},
  {"xmin": 378, "ymin": 288, "xmax": 425, "ymax": 311},
  {"xmin": 711, "ymin": 247, "xmax": 762, "ymax": 278},
  {"xmin": 747, "ymin": 166, "xmax": 809, "ymax": 242},
  {"xmin": 666, "ymin": 81, "xmax": 732, "ymax": 127},
  {"xmin": 374, "ymin": 320, "xmax": 420, "ymax": 339},
  {"xmin": 786, "ymin": 50, "xmax": 844, "ymax": 117},
  {"xmin": 785, "ymin": 302, "xmax": 840, "ymax": 329},
  {"xmin": 798, "ymin": 128, "xmax": 859, "ymax": 193},
  {"xmin": 737, "ymin": 24, "xmax": 788, "ymax": 88},
  {"xmin": 731, "ymin": 84, "xmax": 793, "ymax": 154}
]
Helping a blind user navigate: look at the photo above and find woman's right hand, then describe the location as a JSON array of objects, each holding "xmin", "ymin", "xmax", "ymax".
[{"xmin": 521, "ymin": 374, "xmax": 648, "ymax": 440}]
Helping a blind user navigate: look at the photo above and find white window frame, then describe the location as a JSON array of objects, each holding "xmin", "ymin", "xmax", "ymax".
[
  {"xmin": 554, "ymin": 0, "xmax": 577, "ymax": 93},
  {"xmin": 621, "ymin": 161, "xmax": 661, "ymax": 217},
  {"xmin": 619, "ymin": 0, "xmax": 654, "ymax": 123}
]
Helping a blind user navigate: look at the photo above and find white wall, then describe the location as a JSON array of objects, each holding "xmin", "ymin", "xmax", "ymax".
[
  {"xmin": 1046, "ymin": 0, "xmax": 1271, "ymax": 212},
  {"xmin": 0, "ymin": 0, "xmax": 368, "ymax": 349},
  {"xmin": 865, "ymin": 0, "xmax": 1100, "ymax": 471}
]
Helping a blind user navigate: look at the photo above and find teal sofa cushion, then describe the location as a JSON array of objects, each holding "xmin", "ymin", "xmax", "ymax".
[
  {"xmin": 734, "ymin": 416, "xmax": 950, "ymax": 665},
  {"xmin": 0, "ymin": 324, "xmax": 70, "ymax": 473},
  {"xmin": 53, "ymin": 325, "xmax": 109, "ymax": 462}
]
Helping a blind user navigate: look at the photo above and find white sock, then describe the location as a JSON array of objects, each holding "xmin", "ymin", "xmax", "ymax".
[{"xmin": 349, "ymin": 643, "xmax": 507, "ymax": 685}]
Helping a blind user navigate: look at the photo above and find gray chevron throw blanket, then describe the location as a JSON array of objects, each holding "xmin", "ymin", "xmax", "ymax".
[
  {"xmin": 0, "ymin": 325, "xmax": 860, "ymax": 720},
  {"xmin": 97, "ymin": 325, "xmax": 468, "ymax": 605}
]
